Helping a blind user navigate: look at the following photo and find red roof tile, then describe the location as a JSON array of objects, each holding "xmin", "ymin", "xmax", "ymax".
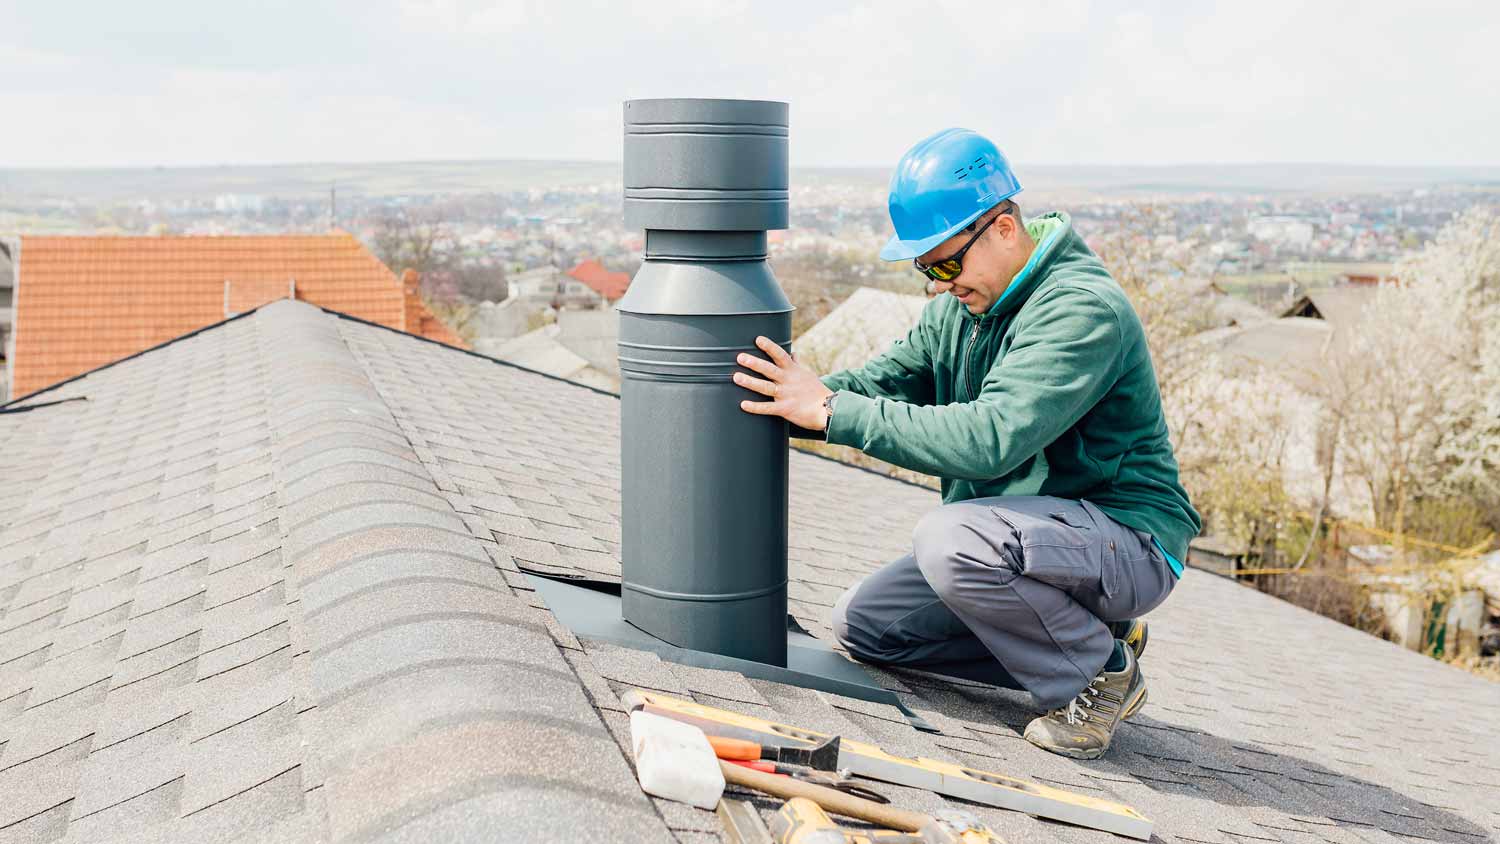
[
  {"xmin": 10, "ymin": 233, "xmax": 466, "ymax": 398},
  {"xmin": 567, "ymin": 259, "xmax": 630, "ymax": 301}
]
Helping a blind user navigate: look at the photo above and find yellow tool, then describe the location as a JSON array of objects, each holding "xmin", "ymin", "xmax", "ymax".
[
  {"xmin": 770, "ymin": 797, "xmax": 1003, "ymax": 844},
  {"xmin": 724, "ymin": 762, "xmax": 1000, "ymax": 844},
  {"xmin": 622, "ymin": 688, "xmax": 1153, "ymax": 840}
]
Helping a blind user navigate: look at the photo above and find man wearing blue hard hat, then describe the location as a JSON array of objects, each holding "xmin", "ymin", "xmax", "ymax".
[{"xmin": 734, "ymin": 128, "xmax": 1201, "ymax": 759}]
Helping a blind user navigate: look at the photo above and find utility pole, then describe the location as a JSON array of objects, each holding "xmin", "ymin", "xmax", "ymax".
[
  {"xmin": 548, "ymin": 232, "xmax": 561, "ymax": 311},
  {"xmin": 328, "ymin": 182, "xmax": 337, "ymax": 230}
]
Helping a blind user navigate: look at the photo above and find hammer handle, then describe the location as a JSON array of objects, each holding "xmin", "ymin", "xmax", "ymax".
[{"xmin": 720, "ymin": 760, "xmax": 930, "ymax": 833}]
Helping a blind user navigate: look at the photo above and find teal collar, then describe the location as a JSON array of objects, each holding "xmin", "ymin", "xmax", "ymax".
[{"xmin": 978, "ymin": 212, "xmax": 1070, "ymax": 321}]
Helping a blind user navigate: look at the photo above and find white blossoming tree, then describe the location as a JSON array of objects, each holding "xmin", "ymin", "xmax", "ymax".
[{"xmin": 1315, "ymin": 206, "xmax": 1500, "ymax": 541}]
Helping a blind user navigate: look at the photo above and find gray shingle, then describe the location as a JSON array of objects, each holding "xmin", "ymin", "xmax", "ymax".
[{"xmin": 66, "ymin": 742, "xmax": 186, "ymax": 820}]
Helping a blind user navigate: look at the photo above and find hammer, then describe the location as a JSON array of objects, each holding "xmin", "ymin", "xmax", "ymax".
[{"xmin": 630, "ymin": 711, "xmax": 1002, "ymax": 843}]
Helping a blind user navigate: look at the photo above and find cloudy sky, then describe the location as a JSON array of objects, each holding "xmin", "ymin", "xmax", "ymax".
[{"xmin": 4, "ymin": 0, "xmax": 1498, "ymax": 169}]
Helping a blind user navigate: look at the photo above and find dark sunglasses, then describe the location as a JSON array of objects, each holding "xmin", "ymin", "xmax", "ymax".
[{"xmin": 913, "ymin": 212, "xmax": 1000, "ymax": 282}]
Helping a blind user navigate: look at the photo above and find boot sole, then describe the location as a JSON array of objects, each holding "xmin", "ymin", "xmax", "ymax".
[{"xmin": 1029, "ymin": 741, "xmax": 1106, "ymax": 760}]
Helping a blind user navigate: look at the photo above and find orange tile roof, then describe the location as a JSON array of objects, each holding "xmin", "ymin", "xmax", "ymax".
[
  {"xmin": 567, "ymin": 258, "xmax": 630, "ymax": 301},
  {"xmin": 10, "ymin": 233, "xmax": 466, "ymax": 399}
]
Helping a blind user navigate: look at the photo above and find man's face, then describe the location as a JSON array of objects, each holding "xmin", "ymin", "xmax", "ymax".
[{"xmin": 916, "ymin": 210, "xmax": 1028, "ymax": 314}]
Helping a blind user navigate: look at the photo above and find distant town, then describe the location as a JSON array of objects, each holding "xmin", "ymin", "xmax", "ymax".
[
  {"xmin": 4, "ymin": 159, "xmax": 1499, "ymax": 397},
  {"xmin": 4, "ymin": 161, "xmax": 1498, "ymax": 311}
]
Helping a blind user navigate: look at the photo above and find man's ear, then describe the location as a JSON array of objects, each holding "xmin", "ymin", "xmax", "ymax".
[{"xmin": 995, "ymin": 210, "xmax": 1020, "ymax": 240}]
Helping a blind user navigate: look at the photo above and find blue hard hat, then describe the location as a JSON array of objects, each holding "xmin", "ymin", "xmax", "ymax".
[{"xmin": 879, "ymin": 128, "xmax": 1022, "ymax": 262}]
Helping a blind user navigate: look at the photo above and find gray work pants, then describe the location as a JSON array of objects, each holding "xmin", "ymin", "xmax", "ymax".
[{"xmin": 831, "ymin": 496, "xmax": 1176, "ymax": 709}]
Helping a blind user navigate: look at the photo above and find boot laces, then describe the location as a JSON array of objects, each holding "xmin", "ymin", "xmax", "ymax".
[{"xmin": 1060, "ymin": 675, "xmax": 1105, "ymax": 726}]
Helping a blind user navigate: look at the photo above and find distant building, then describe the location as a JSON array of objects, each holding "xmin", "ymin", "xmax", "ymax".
[
  {"xmin": 1209, "ymin": 316, "xmax": 1334, "ymax": 391},
  {"xmin": 507, "ymin": 266, "xmax": 560, "ymax": 300},
  {"xmin": 476, "ymin": 307, "xmax": 620, "ymax": 391},
  {"xmin": 1279, "ymin": 286, "xmax": 1377, "ymax": 327},
  {"xmin": 1181, "ymin": 277, "xmax": 1270, "ymax": 329},
  {"xmin": 7, "ymin": 233, "xmax": 463, "ymax": 400},
  {"xmin": 566, "ymin": 258, "xmax": 630, "ymax": 302},
  {"xmin": 212, "ymin": 194, "xmax": 266, "ymax": 214},
  {"xmin": 548, "ymin": 308, "xmax": 618, "ymax": 377},
  {"xmin": 1338, "ymin": 271, "xmax": 1392, "ymax": 286},
  {"xmin": 795, "ymin": 287, "xmax": 928, "ymax": 375},
  {"xmin": 1247, "ymin": 215, "xmax": 1316, "ymax": 247},
  {"xmin": 471, "ymin": 298, "xmax": 532, "ymax": 343},
  {"xmin": 506, "ymin": 265, "xmax": 605, "ymax": 310}
]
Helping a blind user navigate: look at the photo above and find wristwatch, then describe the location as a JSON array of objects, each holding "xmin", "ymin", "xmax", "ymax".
[{"xmin": 822, "ymin": 392, "xmax": 838, "ymax": 430}]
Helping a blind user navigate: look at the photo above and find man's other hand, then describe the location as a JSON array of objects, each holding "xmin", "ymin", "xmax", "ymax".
[{"xmin": 735, "ymin": 336, "xmax": 834, "ymax": 431}]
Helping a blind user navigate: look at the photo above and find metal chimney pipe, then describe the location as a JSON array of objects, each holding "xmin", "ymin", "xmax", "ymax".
[{"xmin": 617, "ymin": 98, "xmax": 791, "ymax": 666}]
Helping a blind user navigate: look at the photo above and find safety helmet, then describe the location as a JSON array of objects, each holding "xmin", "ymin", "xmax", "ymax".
[{"xmin": 879, "ymin": 128, "xmax": 1022, "ymax": 262}]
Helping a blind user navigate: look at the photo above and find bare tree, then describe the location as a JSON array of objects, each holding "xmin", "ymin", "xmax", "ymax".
[
  {"xmin": 371, "ymin": 211, "xmax": 443, "ymax": 278},
  {"xmin": 369, "ymin": 210, "xmax": 508, "ymax": 306}
]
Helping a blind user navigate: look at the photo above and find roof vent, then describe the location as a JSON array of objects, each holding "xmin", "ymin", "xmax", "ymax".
[
  {"xmin": 523, "ymin": 99, "xmax": 933, "ymax": 730},
  {"xmin": 617, "ymin": 99, "xmax": 792, "ymax": 666}
]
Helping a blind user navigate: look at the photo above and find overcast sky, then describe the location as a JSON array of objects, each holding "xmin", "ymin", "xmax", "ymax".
[{"xmin": 4, "ymin": 0, "xmax": 1498, "ymax": 170}]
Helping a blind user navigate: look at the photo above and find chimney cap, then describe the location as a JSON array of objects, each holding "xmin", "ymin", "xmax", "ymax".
[{"xmin": 624, "ymin": 98, "xmax": 789, "ymax": 232}]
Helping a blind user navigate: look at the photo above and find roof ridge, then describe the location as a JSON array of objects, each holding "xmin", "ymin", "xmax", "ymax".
[{"xmin": 257, "ymin": 302, "xmax": 665, "ymax": 839}]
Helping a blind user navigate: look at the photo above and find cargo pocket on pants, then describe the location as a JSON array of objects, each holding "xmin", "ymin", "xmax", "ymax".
[{"xmin": 991, "ymin": 506, "xmax": 1098, "ymax": 591}]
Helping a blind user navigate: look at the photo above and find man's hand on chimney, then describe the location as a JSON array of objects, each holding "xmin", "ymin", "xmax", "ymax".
[{"xmin": 735, "ymin": 336, "xmax": 834, "ymax": 431}]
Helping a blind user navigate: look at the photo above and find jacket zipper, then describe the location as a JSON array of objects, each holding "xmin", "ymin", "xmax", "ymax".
[{"xmin": 957, "ymin": 317, "xmax": 983, "ymax": 401}]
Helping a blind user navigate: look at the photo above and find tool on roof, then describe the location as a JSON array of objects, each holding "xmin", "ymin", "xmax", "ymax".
[
  {"xmin": 709, "ymin": 734, "xmax": 842, "ymax": 771},
  {"xmin": 622, "ymin": 688, "xmax": 1153, "ymax": 840},
  {"xmin": 725, "ymin": 760, "xmax": 890, "ymax": 804},
  {"xmin": 633, "ymin": 705, "xmax": 994, "ymax": 844},
  {"xmin": 770, "ymin": 797, "xmax": 1004, "ymax": 844},
  {"xmin": 633, "ymin": 706, "xmax": 916, "ymax": 828},
  {"xmin": 630, "ymin": 710, "xmax": 726, "ymax": 810},
  {"xmin": 718, "ymin": 798, "xmax": 775, "ymax": 844},
  {"xmin": 722, "ymin": 757, "xmax": 936, "ymax": 835}
]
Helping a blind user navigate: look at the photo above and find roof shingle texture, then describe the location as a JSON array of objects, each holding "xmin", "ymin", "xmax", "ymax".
[
  {"xmin": 10, "ymin": 234, "xmax": 463, "ymax": 399},
  {"xmin": 0, "ymin": 299, "xmax": 1495, "ymax": 843}
]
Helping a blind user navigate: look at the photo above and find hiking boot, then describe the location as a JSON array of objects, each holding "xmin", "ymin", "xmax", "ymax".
[
  {"xmin": 1108, "ymin": 619, "xmax": 1148, "ymax": 660},
  {"xmin": 1024, "ymin": 647, "xmax": 1146, "ymax": 760}
]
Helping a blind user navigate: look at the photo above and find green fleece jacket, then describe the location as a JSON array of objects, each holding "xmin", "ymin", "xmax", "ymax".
[{"xmin": 820, "ymin": 212, "xmax": 1201, "ymax": 567}]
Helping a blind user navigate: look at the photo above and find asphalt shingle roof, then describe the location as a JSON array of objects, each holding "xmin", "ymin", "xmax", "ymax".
[{"xmin": 1, "ymin": 299, "xmax": 1495, "ymax": 843}]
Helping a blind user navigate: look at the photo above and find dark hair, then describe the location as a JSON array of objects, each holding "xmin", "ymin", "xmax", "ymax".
[{"xmin": 966, "ymin": 199, "xmax": 1019, "ymax": 232}]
